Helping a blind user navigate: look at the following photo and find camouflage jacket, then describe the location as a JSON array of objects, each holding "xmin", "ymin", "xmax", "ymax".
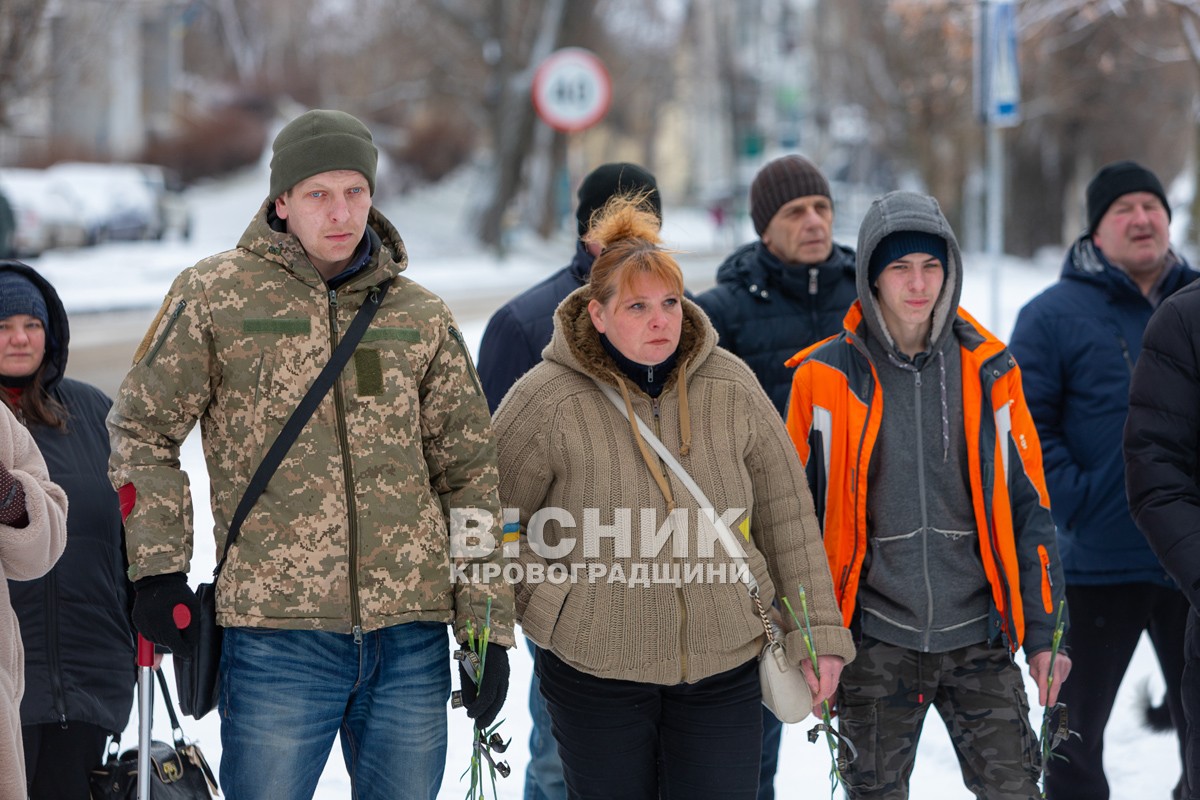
[{"xmin": 107, "ymin": 202, "xmax": 513, "ymax": 645}]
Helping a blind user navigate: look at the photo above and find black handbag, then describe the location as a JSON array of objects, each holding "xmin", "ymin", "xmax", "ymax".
[
  {"xmin": 174, "ymin": 278, "xmax": 393, "ymax": 719},
  {"xmin": 90, "ymin": 669, "xmax": 218, "ymax": 800}
]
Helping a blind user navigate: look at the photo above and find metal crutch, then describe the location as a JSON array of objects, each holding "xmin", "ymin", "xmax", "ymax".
[
  {"xmin": 135, "ymin": 633, "xmax": 155, "ymax": 800},
  {"xmin": 137, "ymin": 602, "xmax": 192, "ymax": 800}
]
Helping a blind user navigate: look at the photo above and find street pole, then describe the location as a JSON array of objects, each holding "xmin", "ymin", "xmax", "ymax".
[{"xmin": 987, "ymin": 123, "xmax": 1003, "ymax": 331}]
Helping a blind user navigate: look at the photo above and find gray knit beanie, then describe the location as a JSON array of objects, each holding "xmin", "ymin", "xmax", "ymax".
[
  {"xmin": 750, "ymin": 155, "xmax": 832, "ymax": 235},
  {"xmin": 269, "ymin": 109, "xmax": 378, "ymax": 201}
]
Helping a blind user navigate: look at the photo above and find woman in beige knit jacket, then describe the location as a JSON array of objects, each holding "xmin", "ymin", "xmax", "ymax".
[
  {"xmin": 0, "ymin": 402, "xmax": 67, "ymax": 798},
  {"xmin": 493, "ymin": 195, "xmax": 854, "ymax": 799}
]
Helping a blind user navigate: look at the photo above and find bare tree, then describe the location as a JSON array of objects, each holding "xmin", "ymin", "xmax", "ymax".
[{"xmin": 0, "ymin": 0, "xmax": 50, "ymax": 131}]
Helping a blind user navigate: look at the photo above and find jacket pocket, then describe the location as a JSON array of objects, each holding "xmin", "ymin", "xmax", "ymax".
[{"xmin": 519, "ymin": 577, "xmax": 571, "ymax": 650}]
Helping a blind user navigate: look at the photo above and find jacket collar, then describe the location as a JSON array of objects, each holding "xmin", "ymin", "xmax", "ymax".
[
  {"xmin": 546, "ymin": 287, "xmax": 716, "ymax": 397},
  {"xmin": 238, "ymin": 200, "xmax": 408, "ymax": 291}
]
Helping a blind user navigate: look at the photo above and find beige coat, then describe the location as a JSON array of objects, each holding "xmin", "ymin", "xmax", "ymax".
[
  {"xmin": 494, "ymin": 289, "xmax": 853, "ymax": 685},
  {"xmin": 0, "ymin": 403, "xmax": 67, "ymax": 798}
]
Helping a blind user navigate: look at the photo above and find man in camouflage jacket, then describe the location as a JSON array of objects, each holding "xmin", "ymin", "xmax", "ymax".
[{"xmin": 107, "ymin": 110, "xmax": 513, "ymax": 800}]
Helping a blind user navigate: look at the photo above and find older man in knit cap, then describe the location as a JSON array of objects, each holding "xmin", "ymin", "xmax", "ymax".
[
  {"xmin": 697, "ymin": 155, "xmax": 857, "ymax": 420},
  {"xmin": 1011, "ymin": 160, "xmax": 1198, "ymax": 800},
  {"xmin": 694, "ymin": 154, "xmax": 856, "ymax": 798},
  {"xmin": 476, "ymin": 161, "xmax": 660, "ymax": 800},
  {"xmin": 107, "ymin": 109, "xmax": 513, "ymax": 800}
]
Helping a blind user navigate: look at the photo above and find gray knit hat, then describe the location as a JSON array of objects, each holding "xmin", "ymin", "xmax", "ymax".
[
  {"xmin": 269, "ymin": 109, "xmax": 378, "ymax": 201},
  {"xmin": 750, "ymin": 155, "xmax": 832, "ymax": 235}
]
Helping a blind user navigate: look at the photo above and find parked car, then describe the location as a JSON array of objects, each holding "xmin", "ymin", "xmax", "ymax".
[
  {"xmin": 132, "ymin": 163, "xmax": 192, "ymax": 240},
  {"xmin": 0, "ymin": 168, "xmax": 90, "ymax": 255},
  {"xmin": 47, "ymin": 161, "xmax": 162, "ymax": 243}
]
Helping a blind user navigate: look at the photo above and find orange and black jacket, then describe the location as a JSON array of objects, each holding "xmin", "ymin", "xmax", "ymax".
[{"xmin": 785, "ymin": 301, "xmax": 1067, "ymax": 656}]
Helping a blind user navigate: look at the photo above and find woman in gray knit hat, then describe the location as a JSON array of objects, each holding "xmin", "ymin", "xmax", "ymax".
[{"xmin": 494, "ymin": 194, "xmax": 854, "ymax": 799}]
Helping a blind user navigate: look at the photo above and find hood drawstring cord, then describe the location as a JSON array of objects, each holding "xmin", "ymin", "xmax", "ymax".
[
  {"xmin": 938, "ymin": 350, "xmax": 950, "ymax": 463},
  {"xmin": 614, "ymin": 373, "xmax": 676, "ymax": 512},
  {"xmin": 678, "ymin": 359, "xmax": 692, "ymax": 457}
]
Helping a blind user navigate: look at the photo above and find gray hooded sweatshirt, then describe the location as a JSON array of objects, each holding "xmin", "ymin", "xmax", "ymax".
[{"xmin": 854, "ymin": 191, "xmax": 992, "ymax": 654}]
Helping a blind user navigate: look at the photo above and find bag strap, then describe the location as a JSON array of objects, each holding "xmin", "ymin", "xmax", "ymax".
[
  {"xmin": 213, "ymin": 279, "xmax": 393, "ymax": 578},
  {"xmin": 592, "ymin": 379, "xmax": 754, "ymax": 586},
  {"xmin": 591, "ymin": 379, "xmax": 781, "ymax": 646},
  {"xmin": 153, "ymin": 667, "xmax": 187, "ymax": 745}
]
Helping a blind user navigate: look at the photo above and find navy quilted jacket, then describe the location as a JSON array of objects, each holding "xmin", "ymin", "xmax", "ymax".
[{"xmin": 1010, "ymin": 238, "xmax": 1198, "ymax": 586}]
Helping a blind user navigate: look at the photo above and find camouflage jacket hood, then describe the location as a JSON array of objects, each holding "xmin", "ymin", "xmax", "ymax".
[{"xmin": 108, "ymin": 202, "xmax": 513, "ymax": 644}]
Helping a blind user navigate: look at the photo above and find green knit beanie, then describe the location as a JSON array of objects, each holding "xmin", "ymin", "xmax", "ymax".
[{"xmin": 269, "ymin": 109, "xmax": 378, "ymax": 201}]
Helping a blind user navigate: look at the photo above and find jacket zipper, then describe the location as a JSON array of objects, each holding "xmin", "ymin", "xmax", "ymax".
[
  {"xmin": 144, "ymin": 299, "xmax": 187, "ymax": 367},
  {"xmin": 46, "ymin": 570, "xmax": 67, "ymax": 724},
  {"xmin": 914, "ymin": 370, "xmax": 934, "ymax": 653},
  {"xmin": 652, "ymin": 397, "xmax": 688, "ymax": 682},
  {"xmin": 328, "ymin": 289, "xmax": 363, "ymax": 640},
  {"xmin": 448, "ymin": 326, "xmax": 485, "ymax": 396}
]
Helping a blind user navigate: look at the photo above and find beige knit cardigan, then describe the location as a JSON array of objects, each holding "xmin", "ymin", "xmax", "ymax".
[
  {"xmin": 493, "ymin": 289, "xmax": 854, "ymax": 685},
  {"xmin": 0, "ymin": 403, "xmax": 67, "ymax": 799}
]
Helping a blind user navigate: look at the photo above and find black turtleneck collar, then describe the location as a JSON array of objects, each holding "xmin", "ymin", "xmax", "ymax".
[{"xmin": 600, "ymin": 334, "xmax": 679, "ymax": 398}]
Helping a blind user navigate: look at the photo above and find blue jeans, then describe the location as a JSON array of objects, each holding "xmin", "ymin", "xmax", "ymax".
[
  {"xmin": 218, "ymin": 623, "xmax": 450, "ymax": 800},
  {"xmin": 524, "ymin": 642, "xmax": 568, "ymax": 800}
]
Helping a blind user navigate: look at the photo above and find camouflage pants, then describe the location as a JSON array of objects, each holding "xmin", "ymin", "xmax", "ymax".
[{"xmin": 836, "ymin": 637, "xmax": 1041, "ymax": 799}]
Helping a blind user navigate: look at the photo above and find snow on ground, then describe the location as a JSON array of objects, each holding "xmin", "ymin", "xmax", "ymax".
[{"xmin": 32, "ymin": 160, "xmax": 1183, "ymax": 797}]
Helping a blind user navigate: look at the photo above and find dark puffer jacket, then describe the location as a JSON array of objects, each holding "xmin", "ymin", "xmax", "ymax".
[
  {"xmin": 695, "ymin": 241, "xmax": 857, "ymax": 416},
  {"xmin": 2, "ymin": 260, "xmax": 135, "ymax": 734},
  {"xmin": 1010, "ymin": 239, "xmax": 1198, "ymax": 586},
  {"xmin": 1125, "ymin": 279, "xmax": 1200, "ymax": 611},
  {"xmin": 477, "ymin": 242, "xmax": 594, "ymax": 413}
]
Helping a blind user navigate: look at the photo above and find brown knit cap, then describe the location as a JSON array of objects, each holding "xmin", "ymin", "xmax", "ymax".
[{"xmin": 749, "ymin": 155, "xmax": 832, "ymax": 235}]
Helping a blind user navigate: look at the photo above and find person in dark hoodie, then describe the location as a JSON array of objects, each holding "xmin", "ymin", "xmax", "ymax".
[
  {"xmin": 785, "ymin": 190, "xmax": 1072, "ymax": 799},
  {"xmin": 1011, "ymin": 160, "xmax": 1196, "ymax": 800},
  {"xmin": 0, "ymin": 261, "xmax": 135, "ymax": 799},
  {"xmin": 696, "ymin": 154, "xmax": 857, "ymax": 418},
  {"xmin": 477, "ymin": 162, "xmax": 661, "ymax": 800}
]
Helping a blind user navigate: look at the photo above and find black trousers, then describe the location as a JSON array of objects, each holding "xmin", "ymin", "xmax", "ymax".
[
  {"xmin": 1044, "ymin": 582, "xmax": 1189, "ymax": 800},
  {"xmin": 537, "ymin": 649, "xmax": 763, "ymax": 799},
  {"xmin": 23, "ymin": 720, "xmax": 110, "ymax": 800},
  {"xmin": 1186, "ymin": 608, "xmax": 1200, "ymax": 800}
]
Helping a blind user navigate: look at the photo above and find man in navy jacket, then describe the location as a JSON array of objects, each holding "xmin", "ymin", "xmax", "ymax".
[
  {"xmin": 478, "ymin": 163, "xmax": 661, "ymax": 413},
  {"xmin": 695, "ymin": 155, "xmax": 857, "ymax": 418},
  {"xmin": 1011, "ymin": 161, "xmax": 1198, "ymax": 800},
  {"xmin": 476, "ymin": 163, "xmax": 660, "ymax": 800}
]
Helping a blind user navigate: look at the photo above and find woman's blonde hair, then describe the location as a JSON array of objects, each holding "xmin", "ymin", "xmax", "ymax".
[{"xmin": 586, "ymin": 193, "xmax": 684, "ymax": 306}]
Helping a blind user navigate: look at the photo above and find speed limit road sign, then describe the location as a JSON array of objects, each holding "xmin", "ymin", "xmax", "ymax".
[{"xmin": 532, "ymin": 48, "xmax": 612, "ymax": 133}]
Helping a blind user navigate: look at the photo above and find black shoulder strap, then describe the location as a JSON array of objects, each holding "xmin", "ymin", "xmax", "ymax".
[{"xmin": 212, "ymin": 278, "xmax": 394, "ymax": 577}]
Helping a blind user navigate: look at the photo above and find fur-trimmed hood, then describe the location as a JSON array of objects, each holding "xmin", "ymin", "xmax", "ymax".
[{"xmin": 544, "ymin": 286, "xmax": 718, "ymax": 395}]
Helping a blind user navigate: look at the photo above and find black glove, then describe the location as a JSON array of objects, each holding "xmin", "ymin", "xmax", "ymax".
[
  {"xmin": 459, "ymin": 643, "xmax": 509, "ymax": 730},
  {"xmin": 132, "ymin": 572, "xmax": 199, "ymax": 656}
]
